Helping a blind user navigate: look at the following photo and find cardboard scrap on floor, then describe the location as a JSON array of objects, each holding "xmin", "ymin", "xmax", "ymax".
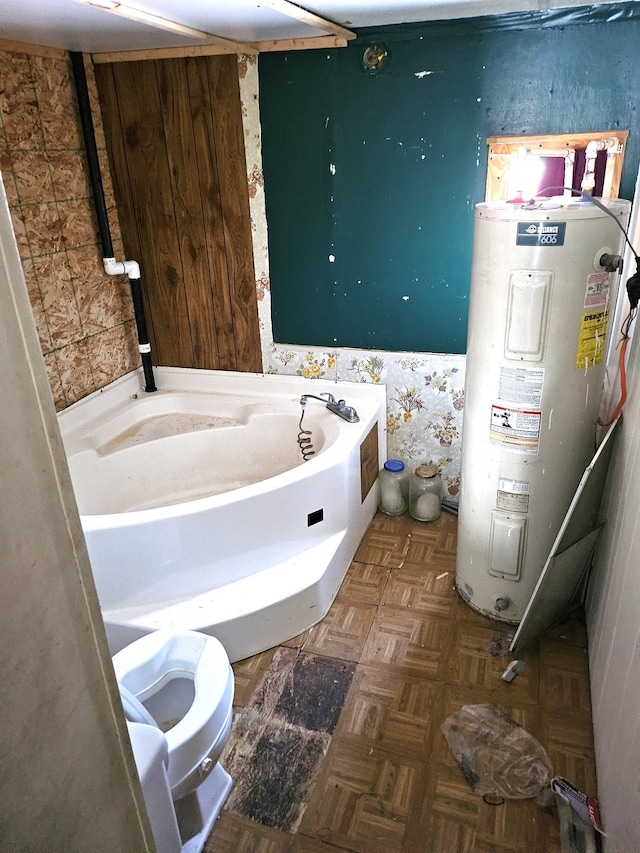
[{"xmin": 553, "ymin": 776, "xmax": 604, "ymax": 853}]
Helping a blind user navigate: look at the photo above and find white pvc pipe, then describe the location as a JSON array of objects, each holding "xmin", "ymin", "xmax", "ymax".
[{"xmin": 103, "ymin": 257, "xmax": 141, "ymax": 280}]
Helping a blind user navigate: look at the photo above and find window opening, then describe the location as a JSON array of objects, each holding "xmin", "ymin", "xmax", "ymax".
[{"xmin": 486, "ymin": 131, "xmax": 627, "ymax": 201}]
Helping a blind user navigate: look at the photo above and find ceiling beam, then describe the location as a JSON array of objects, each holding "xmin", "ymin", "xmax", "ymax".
[
  {"xmin": 0, "ymin": 37, "xmax": 68, "ymax": 59},
  {"xmin": 259, "ymin": 0, "xmax": 356, "ymax": 40},
  {"xmin": 252, "ymin": 35, "xmax": 348, "ymax": 51},
  {"xmin": 92, "ymin": 35, "xmax": 258, "ymax": 62}
]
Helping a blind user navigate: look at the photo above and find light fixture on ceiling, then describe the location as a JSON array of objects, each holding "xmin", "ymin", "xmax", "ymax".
[{"xmin": 76, "ymin": 0, "xmax": 211, "ymax": 40}]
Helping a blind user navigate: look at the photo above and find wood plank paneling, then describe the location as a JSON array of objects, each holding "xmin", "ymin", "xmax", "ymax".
[
  {"xmin": 157, "ymin": 57, "xmax": 221, "ymax": 369},
  {"xmin": 94, "ymin": 55, "xmax": 261, "ymax": 373},
  {"xmin": 186, "ymin": 56, "xmax": 239, "ymax": 369},
  {"xmin": 205, "ymin": 56, "xmax": 262, "ymax": 372}
]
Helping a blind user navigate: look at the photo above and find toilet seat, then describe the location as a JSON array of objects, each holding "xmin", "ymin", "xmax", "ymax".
[{"xmin": 113, "ymin": 629, "xmax": 234, "ymax": 801}]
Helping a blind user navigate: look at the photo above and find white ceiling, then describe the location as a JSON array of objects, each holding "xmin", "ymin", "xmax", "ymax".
[{"xmin": 0, "ymin": 0, "xmax": 634, "ymax": 54}]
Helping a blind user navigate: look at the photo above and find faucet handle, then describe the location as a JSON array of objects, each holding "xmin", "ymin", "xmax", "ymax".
[{"xmin": 320, "ymin": 392, "xmax": 336, "ymax": 403}]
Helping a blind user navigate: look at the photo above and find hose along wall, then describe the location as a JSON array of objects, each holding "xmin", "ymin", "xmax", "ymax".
[{"xmin": 69, "ymin": 52, "xmax": 156, "ymax": 393}]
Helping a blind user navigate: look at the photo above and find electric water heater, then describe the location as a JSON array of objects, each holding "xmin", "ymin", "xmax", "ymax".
[{"xmin": 456, "ymin": 197, "xmax": 631, "ymax": 622}]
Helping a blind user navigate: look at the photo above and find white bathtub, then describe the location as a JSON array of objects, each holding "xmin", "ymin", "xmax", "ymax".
[{"xmin": 58, "ymin": 367, "xmax": 386, "ymax": 662}]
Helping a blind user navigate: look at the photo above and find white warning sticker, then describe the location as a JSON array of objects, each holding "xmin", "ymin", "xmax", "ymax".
[
  {"xmin": 498, "ymin": 366, "xmax": 544, "ymax": 408},
  {"xmin": 490, "ymin": 405, "xmax": 541, "ymax": 454},
  {"xmin": 584, "ymin": 272, "xmax": 611, "ymax": 309},
  {"xmin": 497, "ymin": 478, "xmax": 530, "ymax": 512},
  {"xmin": 498, "ymin": 478, "xmax": 530, "ymax": 494}
]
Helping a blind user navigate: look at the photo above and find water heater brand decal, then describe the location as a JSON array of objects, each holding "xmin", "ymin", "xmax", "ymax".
[
  {"xmin": 490, "ymin": 405, "xmax": 541, "ymax": 454},
  {"xmin": 516, "ymin": 222, "xmax": 566, "ymax": 246}
]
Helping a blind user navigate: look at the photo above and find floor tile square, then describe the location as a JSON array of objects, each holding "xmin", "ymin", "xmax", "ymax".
[
  {"xmin": 361, "ymin": 608, "xmax": 455, "ymax": 679},
  {"xmin": 204, "ymin": 812, "xmax": 293, "ymax": 852},
  {"xmin": 303, "ymin": 601, "xmax": 377, "ymax": 662},
  {"xmin": 300, "ymin": 740, "xmax": 426, "ymax": 853},
  {"xmin": 538, "ymin": 639, "xmax": 592, "ymax": 712},
  {"xmin": 354, "ymin": 525, "xmax": 410, "ymax": 568},
  {"xmin": 381, "ymin": 562, "xmax": 458, "ymax": 619},
  {"xmin": 336, "ymin": 664, "xmax": 444, "ymax": 755},
  {"xmin": 445, "ymin": 622, "xmax": 539, "ymax": 705},
  {"xmin": 539, "ymin": 707, "xmax": 597, "ymax": 794},
  {"xmin": 336, "ymin": 561, "xmax": 390, "ymax": 606}
]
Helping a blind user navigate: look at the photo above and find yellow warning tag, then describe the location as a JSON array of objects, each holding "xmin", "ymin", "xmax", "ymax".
[{"xmin": 575, "ymin": 308, "xmax": 609, "ymax": 370}]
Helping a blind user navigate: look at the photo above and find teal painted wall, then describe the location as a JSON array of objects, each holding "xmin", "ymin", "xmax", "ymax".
[{"xmin": 259, "ymin": 6, "xmax": 640, "ymax": 354}]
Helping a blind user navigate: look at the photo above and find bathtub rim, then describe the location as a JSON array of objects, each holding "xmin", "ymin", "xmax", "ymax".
[{"xmin": 58, "ymin": 366, "xmax": 387, "ymax": 531}]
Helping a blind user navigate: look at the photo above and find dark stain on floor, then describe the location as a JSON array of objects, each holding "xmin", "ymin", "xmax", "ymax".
[
  {"xmin": 234, "ymin": 722, "xmax": 328, "ymax": 831},
  {"xmin": 222, "ymin": 649, "xmax": 356, "ymax": 832},
  {"xmin": 274, "ymin": 652, "xmax": 356, "ymax": 734}
]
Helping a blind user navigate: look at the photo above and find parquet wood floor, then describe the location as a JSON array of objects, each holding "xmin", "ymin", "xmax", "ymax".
[{"xmin": 206, "ymin": 511, "xmax": 596, "ymax": 852}]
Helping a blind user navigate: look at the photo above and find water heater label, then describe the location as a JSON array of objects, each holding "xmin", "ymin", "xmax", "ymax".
[
  {"xmin": 498, "ymin": 366, "xmax": 544, "ymax": 408},
  {"xmin": 497, "ymin": 482, "xmax": 530, "ymax": 513},
  {"xmin": 516, "ymin": 221, "xmax": 566, "ymax": 246},
  {"xmin": 584, "ymin": 273, "xmax": 611, "ymax": 309},
  {"xmin": 497, "ymin": 478, "xmax": 530, "ymax": 511},
  {"xmin": 490, "ymin": 405, "xmax": 541, "ymax": 454},
  {"xmin": 576, "ymin": 308, "xmax": 609, "ymax": 369},
  {"xmin": 498, "ymin": 477, "xmax": 530, "ymax": 494}
]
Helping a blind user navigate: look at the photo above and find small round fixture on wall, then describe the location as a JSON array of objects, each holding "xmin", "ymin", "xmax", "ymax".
[{"xmin": 362, "ymin": 44, "xmax": 390, "ymax": 75}]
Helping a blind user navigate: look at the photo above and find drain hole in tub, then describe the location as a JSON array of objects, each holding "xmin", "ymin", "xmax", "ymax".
[{"xmin": 308, "ymin": 508, "xmax": 324, "ymax": 527}]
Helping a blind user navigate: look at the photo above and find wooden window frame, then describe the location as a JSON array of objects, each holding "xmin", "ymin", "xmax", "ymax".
[{"xmin": 485, "ymin": 130, "xmax": 628, "ymax": 201}]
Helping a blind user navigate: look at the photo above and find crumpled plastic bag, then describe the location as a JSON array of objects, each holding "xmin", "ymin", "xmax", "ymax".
[{"xmin": 440, "ymin": 704, "xmax": 553, "ymax": 800}]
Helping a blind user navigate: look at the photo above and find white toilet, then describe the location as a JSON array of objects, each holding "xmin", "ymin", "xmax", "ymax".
[{"xmin": 113, "ymin": 629, "xmax": 234, "ymax": 853}]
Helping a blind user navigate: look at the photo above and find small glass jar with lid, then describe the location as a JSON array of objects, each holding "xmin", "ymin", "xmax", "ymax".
[
  {"xmin": 378, "ymin": 459, "xmax": 410, "ymax": 516},
  {"xmin": 409, "ymin": 464, "xmax": 443, "ymax": 521}
]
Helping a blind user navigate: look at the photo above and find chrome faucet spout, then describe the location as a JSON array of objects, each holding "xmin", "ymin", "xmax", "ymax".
[{"xmin": 299, "ymin": 393, "xmax": 359, "ymax": 423}]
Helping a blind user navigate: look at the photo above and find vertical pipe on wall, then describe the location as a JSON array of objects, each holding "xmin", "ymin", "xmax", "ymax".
[{"xmin": 69, "ymin": 51, "xmax": 156, "ymax": 393}]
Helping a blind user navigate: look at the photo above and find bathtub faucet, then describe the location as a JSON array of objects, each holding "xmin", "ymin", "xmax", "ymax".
[{"xmin": 300, "ymin": 392, "xmax": 359, "ymax": 423}]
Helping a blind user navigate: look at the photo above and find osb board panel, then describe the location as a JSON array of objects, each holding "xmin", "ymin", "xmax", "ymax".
[
  {"xmin": 0, "ymin": 49, "xmax": 138, "ymax": 410},
  {"xmin": 95, "ymin": 54, "xmax": 261, "ymax": 372}
]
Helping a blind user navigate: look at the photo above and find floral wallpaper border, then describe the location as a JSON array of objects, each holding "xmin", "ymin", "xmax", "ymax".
[{"xmin": 238, "ymin": 54, "xmax": 465, "ymax": 502}]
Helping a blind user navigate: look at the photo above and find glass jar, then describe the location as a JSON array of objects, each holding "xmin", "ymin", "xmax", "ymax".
[
  {"xmin": 378, "ymin": 459, "xmax": 410, "ymax": 516},
  {"xmin": 409, "ymin": 464, "xmax": 443, "ymax": 521}
]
